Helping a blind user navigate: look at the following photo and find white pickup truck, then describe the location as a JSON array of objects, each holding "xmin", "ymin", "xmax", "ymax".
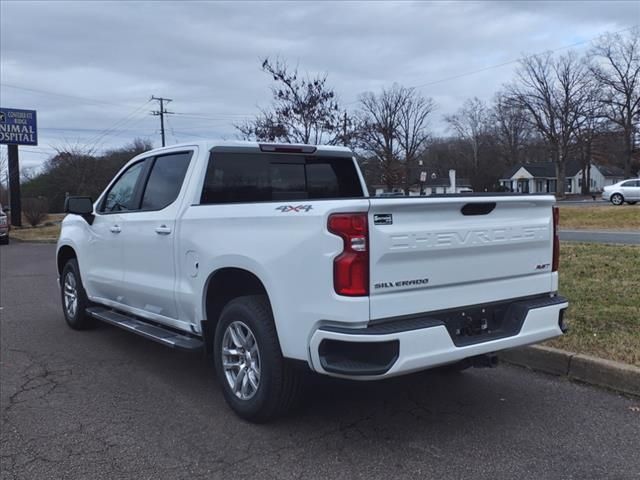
[{"xmin": 57, "ymin": 141, "xmax": 568, "ymax": 421}]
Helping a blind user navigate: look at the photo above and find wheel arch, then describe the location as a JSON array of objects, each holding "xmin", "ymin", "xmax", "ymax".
[
  {"xmin": 57, "ymin": 244, "xmax": 77, "ymax": 275},
  {"xmin": 201, "ymin": 267, "xmax": 272, "ymax": 355}
]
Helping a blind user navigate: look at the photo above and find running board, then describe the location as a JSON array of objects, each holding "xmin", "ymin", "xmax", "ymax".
[{"xmin": 86, "ymin": 307, "xmax": 204, "ymax": 351}]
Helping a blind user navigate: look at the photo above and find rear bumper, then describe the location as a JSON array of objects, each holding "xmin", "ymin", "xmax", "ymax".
[{"xmin": 309, "ymin": 295, "xmax": 568, "ymax": 379}]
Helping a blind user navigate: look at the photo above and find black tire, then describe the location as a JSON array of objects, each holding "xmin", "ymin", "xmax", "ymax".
[
  {"xmin": 610, "ymin": 193, "xmax": 624, "ymax": 206},
  {"xmin": 627, "ymin": 201, "xmax": 637, "ymax": 205},
  {"xmin": 213, "ymin": 295, "xmax": 301, "ymax": 422},
  {"xmin": 0, "ymin": 236, "xmax": 8, "ymax": 245},
  {"xmin": 60, "ymin": 258, "xmax": 95, "ymax": 330}
]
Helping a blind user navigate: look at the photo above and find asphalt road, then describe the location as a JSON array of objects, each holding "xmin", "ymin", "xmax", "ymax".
[
  {"xmin": 559, "ymin": 230, "xmax": 640, "ymax": 245},
  {"xmin": 1, "ymin": 243, "xmax": 639, "ymax": 480}
]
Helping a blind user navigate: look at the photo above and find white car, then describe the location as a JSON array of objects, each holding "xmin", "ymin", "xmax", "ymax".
[
  {"xmin": 0, "ymin": 203, "xmax": 9, "ymax": 245},
  {"xmin": 57, "ymin": 141, "xmax": 568, "ymax": 421},
  {"xmin": 602, "ymin": 179, "xmax": 640, "ymax": 205}
]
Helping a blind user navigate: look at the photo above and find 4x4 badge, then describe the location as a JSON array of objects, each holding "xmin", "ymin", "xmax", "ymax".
[{"xmin": 276, "ymin": 205, "xmax": 313, "ymax": 213}]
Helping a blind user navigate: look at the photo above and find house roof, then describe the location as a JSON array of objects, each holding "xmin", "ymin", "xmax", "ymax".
[
  {"xmin": 596, "ymin": 164, "xmax": 625, "ymax": 177},
  {"xmin": 502, "ymin": 160, "xmax": 582, "ymax": 179}
]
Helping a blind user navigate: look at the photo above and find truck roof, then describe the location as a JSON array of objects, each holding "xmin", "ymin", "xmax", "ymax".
[{"xmin": 141, "ymin": 140, "xmax": 354, "ymax": 157}]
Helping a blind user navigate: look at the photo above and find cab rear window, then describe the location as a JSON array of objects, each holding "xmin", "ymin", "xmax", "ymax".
[{"xmin": 200, "ymin": 152, "xmax": 363, "ymax": 204}]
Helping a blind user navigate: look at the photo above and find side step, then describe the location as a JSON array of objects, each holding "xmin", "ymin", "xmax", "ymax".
[{"xmin": 86, "ymin": 307, "xmax": 204, "ymax": 351}]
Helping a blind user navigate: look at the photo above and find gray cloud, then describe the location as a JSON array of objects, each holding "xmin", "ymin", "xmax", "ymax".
[{"xmin": 1, "ymin": 0, "xmax": 637, "ymax": 169}]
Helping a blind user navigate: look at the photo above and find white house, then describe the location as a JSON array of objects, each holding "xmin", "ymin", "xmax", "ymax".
[
  {"xmin": 499, "ymin": 161, "xmax": 625, "ymax": 194},
  {"xmin": 372, "ymin": 170, "xmax": 472, "ymax": 196}
]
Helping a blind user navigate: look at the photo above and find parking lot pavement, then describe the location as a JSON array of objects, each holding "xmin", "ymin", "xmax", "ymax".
[
  {"xmin": 1, "ymin": 243, "xmax": 639, "ymax": 480},
  {"xmin": 559, "ymin": 229, "xmax": 640, "ymax": 244}
]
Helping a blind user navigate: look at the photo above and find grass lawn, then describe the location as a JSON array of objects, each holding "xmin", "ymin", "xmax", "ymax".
[
  {"xmin": 547, "ymin": 242, "xmax": 640, "ymax": 367},
  {"xmin": 559, "ymin": 205, "xmax": 640, "ymax": 231},
  {"xmin": 10, "ymin": 224, "xmax": 61, "ymax": 242}
]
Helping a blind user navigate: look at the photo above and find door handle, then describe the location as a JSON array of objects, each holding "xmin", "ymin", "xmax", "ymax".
[
  {"xmin": 155, "ymin": 225, "xmax": 172, "ymax": 235},
  {"xmin": 110, "ymin": 224, "xmax": 121, "ymax": 234}
]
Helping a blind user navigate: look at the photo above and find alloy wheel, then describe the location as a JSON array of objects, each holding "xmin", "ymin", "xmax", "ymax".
[{"xmin": 221, "ymin": 321, "xmax": 261, "ymax": 400}]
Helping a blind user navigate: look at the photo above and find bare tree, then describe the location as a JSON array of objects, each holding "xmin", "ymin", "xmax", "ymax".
[
  {"xmin": 575, "ymin": 83, "xmax": 607, "ymax": 194},
  {"xmin": 445, "ymin": 97, "xmax": 489, "ymax": 171},
  {"xmin": 590, "ymin": 28, "xmax": 640, "ymax": 177},
  {"xmin": 356, "ymin": 84, "xmax": 434, "ymax": 190},
  {"xmin": 507, "ymin": 52, "xmax": 592, "ymax": 197},
  {"xmin": 356, "ymin": 84, "xmax": 408, "ymax": 189},
  {"xmin": 397, "ymin": 91, "xmax": 436, "ymax": 189},
  {"xmin": 236, "ymin": 58, "xmax": 344, "ymax": 145},
  {"xmin": 491, "ymin": 92, "xmax": 531, "ymax": 166}
]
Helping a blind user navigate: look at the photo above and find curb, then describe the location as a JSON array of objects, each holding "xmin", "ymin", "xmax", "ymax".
[
  {"xmin": 9, "ymin": 237, "xmax": 57, "ymax": 244},
  {"xmin": 500, "ymin": 345, "xmax": 640, "ymax": 397}
]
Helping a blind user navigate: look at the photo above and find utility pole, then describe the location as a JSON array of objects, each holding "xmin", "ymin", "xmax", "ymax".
[
  {"xmin": 150, "ymin": 96, "xmax": 174, "ymax": 147},
  {"xmin": 7, "ymin": 145, "xmax": 21, "ymax": 226},
  {"xmin": 342, "ymin": 111, "xmax": 349, "ymax": 146}
]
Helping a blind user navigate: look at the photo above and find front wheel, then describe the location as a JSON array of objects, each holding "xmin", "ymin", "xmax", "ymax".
[
  {"xmin": 610, "ymin": 193, "xmax": 624, "ymax": 205},
  {"xmin": 213, "ymin": 295, "xmax": 301, "ymax": 422},
  {"xmin": 60, "ymin": 259, "xmax": 95, "ymax": 330},
  {"xmin": 627, "ymin": 201, "xmax": 637, "ymax": 205}
]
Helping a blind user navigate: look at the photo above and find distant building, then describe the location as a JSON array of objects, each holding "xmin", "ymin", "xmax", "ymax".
[
  {"xmin": 371, "ymin": 170, "xmax": 472, "ymax": 196},
  {"xmin": 499, "ymin": 161, "xmax": 625, "ymax": 194}
]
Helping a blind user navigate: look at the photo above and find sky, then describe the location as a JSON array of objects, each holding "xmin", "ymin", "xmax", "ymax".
[{"xmin": 1, "ymin": 0, "xmax": 638, "ymax": 171}]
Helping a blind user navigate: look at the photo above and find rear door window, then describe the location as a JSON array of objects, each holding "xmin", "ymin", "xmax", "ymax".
[
  {"xmin": 141, "ymin": 151, "xmax": 193, "ymax": 210},
  {"xmin": 200, "ymin": 152, "xmax": 363, "ymax": 204}
]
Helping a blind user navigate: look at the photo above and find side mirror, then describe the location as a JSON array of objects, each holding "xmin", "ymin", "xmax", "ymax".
[{"xmin": 64, "ymin": 196, "xmax": 94, "ymax": 224}]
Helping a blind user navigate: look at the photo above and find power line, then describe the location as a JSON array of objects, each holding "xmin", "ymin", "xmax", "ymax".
[
  {"xmin": 173, "ymin": 112, "xmax": 253, "ymax": 118},
  {"xmin": 0, "ymin": 83, "xmax": 134, "ymax": 108},
  {"xmin": 86, "ymin": 100, "xmax": 152, "ymax": 152},
  {"xmin": 165, "ymin": 115, "xmax": 179, "ymax": 144},
  {"xmin": 151, "ymin": 96, "xmax": 174, "ymax": 147},
  {"xmin": 412, "ymin": 24, "xmax": 638, "ymax": 90},
  {"xmin": 343, "ymin": 24, "xmax": 639, "ymax": 105}
]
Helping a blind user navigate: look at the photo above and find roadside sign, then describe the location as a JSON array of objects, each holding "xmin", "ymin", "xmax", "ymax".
[
  {"xmin": 420, "ymin": 171, "xmax": 427, "ymax": 182},
  {"xmin": 0, "ymin": 107, "xmax": 38, "ymax": 145}
]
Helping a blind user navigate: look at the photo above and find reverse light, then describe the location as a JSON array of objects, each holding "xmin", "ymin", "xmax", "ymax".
[
  {"xmin": 328, "ymin": 213, "xmax": 369, "ymax": 296},
  {"xmin": 552, "ymin": 206, "xmax": 560, "ymax": 272}
]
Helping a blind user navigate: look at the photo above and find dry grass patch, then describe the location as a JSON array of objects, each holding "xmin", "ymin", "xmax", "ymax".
[
  {"xmin": 547, "ymin": 243, "xmax": 640, "ymax": 366},
  {"xmin": 559, "ymin": 205, "xmax": 640, "ymax": 230},
  {"xmin": 10, "ymin": 224, "xmax": 61, "ymax": 242}
]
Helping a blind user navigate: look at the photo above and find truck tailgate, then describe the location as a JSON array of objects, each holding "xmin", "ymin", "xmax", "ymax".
[{"xmin": 368, "ymin": 196, "xmax": 556, "ymax": 320}]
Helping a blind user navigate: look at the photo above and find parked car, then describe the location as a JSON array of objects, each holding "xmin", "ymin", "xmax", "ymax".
[
  {"xmin": 0, "ymin": 203, "xmax": 9, "ymax": 245},
  {"xmin": 57, "ymin": 141, "xmax": 568, "ymax": 422},
  {"xmin": 602, "ymin": 179, "xmax": 640, "ymax": 205}
]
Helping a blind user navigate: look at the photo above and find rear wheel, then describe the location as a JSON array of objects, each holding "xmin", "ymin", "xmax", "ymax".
[
  {"xmin": 60, "ymin": 259, "xmax": 95, "ymax": 330},
  {"xmin": 627, "ymin": 201, "xmax": 637, "ymax": 205},
  {"xmin": 213, "ymin": 295, "xmax": 301, "ymax": 422},
  {"xmin": 0, "ymin": 236, "xmax": 8, "ymax": 245},
  {"xmin": 610, "ymin": 193, "xmax": 624, "ymax": 205}
]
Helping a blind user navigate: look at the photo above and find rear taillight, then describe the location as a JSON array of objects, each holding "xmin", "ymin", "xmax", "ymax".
[
  {"xmin": 552, "ymin": 206, "xmax": 560, "ymax": 272},
  {"xmin": 328, "ymin": 213, "xmax": 369, "ymax": 296}
]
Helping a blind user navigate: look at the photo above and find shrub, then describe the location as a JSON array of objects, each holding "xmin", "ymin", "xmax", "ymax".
[{"xmin": 22, "ymin": 197, "xmax": 49, "ymax": 227}]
